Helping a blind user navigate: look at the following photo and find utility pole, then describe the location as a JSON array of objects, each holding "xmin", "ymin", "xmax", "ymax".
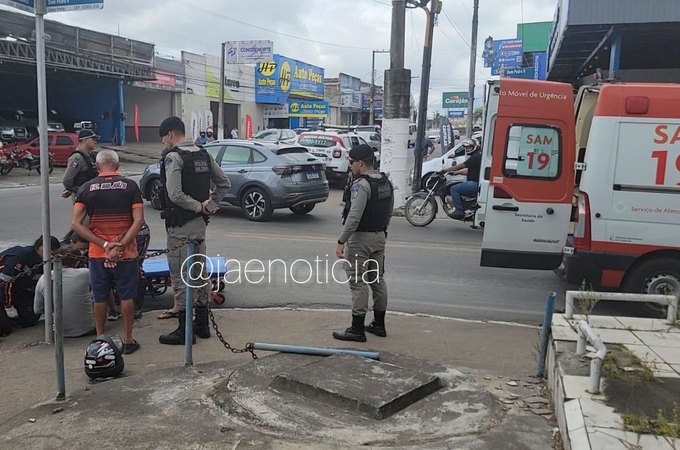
[
  {"xmin": 381, "ymin": 0, "xmax": 411, "ymax": 209},
  {"xmin": 370, "ymin": 49, "xmax": 389, "ymax": 125},
  {"xmin": 466, "ymin": 0, "xmax": 479, "ymax": 136},
  {"xmin": 412, "ymin": 0, "xmax": 441, "ymax": 193},
  {"xmin": 218, "ymin": 41, "xmax": 226, "ymax": 140},
  {"xmin": 35, "ymin": 0, "xmax": 53, "ymax": 344}
]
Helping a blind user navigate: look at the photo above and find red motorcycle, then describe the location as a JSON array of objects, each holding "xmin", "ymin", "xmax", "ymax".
[{"xmin": 0, "ymin": 142, "xmax": 54, "ymax": 176}]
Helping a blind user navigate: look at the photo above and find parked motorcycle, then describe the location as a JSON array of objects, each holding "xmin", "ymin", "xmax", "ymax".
[
  {"xmin": 404, "ymin": 171, "xmax": 478, "ymax": 227},
  {"xmin": 0, "ymin": 143, "xmax": 54, "ymax": 176}
]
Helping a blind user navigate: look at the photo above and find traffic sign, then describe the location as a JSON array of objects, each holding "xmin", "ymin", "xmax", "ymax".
[
  {"xmin": 0, "ymin": 0, "xmax": 34, "ymax": 12},
  {"xmin": 47, "ymin": 0, "xmax": 103, "ymax": 12},
  {"xmin": 0, "ymin": 0, "xmax": 103, "ymax": 13}
]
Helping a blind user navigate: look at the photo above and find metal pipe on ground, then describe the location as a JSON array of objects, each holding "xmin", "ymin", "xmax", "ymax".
[{"xmin": 252, "ymin": 343, "xmax": 380, "ymax": 360}]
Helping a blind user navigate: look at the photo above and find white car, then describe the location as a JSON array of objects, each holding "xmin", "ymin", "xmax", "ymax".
[
  {"xmin": 409, "ymin": 131, "xmax": 482, "ymax": 189},
  {"xmin": 297, "ymin": 131, "xmax": 371, "ymax": 182}
]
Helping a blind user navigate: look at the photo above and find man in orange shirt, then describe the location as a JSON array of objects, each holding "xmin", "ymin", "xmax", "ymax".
[{"xmin": 71, "ymin": 149, "xmax": 145, "ymax": 354}]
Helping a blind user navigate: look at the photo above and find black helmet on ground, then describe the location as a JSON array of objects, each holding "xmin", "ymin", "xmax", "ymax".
[{"xmin": 84, "ymin": 334, "xmax": 125, "ymax": 380}]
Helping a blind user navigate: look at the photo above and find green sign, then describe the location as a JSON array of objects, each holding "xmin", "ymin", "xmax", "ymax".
[{"xmin": 442, "ymin": 92, "xmax": 468, "ymax": 108}]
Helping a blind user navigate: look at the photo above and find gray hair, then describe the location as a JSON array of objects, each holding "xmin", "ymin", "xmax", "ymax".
[{"xmin": 95, "ymin": 149, "xmax": 119, "ymax": 168}]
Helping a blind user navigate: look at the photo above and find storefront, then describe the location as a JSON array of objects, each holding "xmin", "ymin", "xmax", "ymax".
[
  {"xmin": 255, "ymin": 54, "xmax": 327, "ymax": 129},
  {"xmin": 124, "ymin": 57, "xmax": 184, "ymax": 142},
  {"xmin": 182, "ymin": 51, "xmax": 261, "ymax": 140}
]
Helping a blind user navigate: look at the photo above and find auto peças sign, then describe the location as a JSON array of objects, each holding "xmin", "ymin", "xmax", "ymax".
[{"xmin": 255, "ymin": 54, "xmax": 324, "ymax": 104}]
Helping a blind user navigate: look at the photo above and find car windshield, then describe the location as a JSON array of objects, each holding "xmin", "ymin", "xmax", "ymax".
[
  {"xmin": 298, "ymin": 136, "xmax": 336, "ymax": 148},
  {"xmin": 254, "ymin": 130, "xmax": 280, "ymax": 141}
]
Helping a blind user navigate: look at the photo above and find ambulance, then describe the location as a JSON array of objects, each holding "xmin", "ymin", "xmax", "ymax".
[{"xmin": 476, "ymin": 79, "xmax": 680, "ymax": 296}]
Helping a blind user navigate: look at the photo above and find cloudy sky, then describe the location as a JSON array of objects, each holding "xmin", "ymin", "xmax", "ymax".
[{"xmin": 3, "ymin": 0, "xmax": 557, "ymax": 115}]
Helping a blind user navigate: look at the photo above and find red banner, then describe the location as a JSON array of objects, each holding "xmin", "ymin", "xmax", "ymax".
[
  {"xmin": 245, "ymin": 114, "xmax": 253, "ymax": 139},
  {"xmin": 134, "ymin": 104, "xmax": 139, "ymax": 142}
]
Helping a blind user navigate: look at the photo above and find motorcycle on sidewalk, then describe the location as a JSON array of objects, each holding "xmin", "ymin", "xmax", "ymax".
[
  {"xmin": 404, "ymin": 171, "xmax": 479, "ymax": 228},
  {"xmin": 0, "ymin": 142, "xmax": 54, "ymax": 176}
]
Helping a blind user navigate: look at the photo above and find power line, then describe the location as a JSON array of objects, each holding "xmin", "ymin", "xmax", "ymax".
[{"xmin": 169, "ymin": 0, "xmax": 375, "ymax": 51}]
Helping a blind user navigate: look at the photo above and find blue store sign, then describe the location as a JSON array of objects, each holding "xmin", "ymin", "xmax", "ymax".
[
  {"xmin": 491, "ymin": 39, "xmax": 523, "ymax": 76},
  {"xmin": 256, "ymin": 54, "xmax": 324, "ymax": 104},
  {"xmin": 288, "ymin": 100, "xmax": 328, "ymax": 118}
]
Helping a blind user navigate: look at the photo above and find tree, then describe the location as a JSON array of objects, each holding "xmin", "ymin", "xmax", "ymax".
[{"xmin": 473, "ymin": 107, "xmax": 484, "ymax": 123}]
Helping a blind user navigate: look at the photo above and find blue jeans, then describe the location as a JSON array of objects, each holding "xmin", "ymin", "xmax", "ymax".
[{"xmin": 450, "ymin": 181, "xmax": 478, "ymax": 211}]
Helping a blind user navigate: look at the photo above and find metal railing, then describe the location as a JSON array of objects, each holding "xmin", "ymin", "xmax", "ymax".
[
  {"xmin": 575, "ymin": 320, "xmax": 607, "ymax": 394},
  {"xmin": 565, "ymin": 291, "xmax": 678, "ymax": 325}
]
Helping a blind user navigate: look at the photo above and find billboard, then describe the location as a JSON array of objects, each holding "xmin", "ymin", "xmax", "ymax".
[
  {"xmin": 447, "ymin": 110, "xmax": 466, "ymax": 119},
  {"xmin": 442, "ymin": 92, "xmax": 468, "ymax": 108},
  {"xmin": 224, "ymin": 40, "xmax": 273, "ymax": 64},
  {"xmin": 339, "ymin": 73, "xmax": 361, "ymax": 92},
  {"xmin": 255, "ymin": 54, "xmax": 324, "ymax": 104},
  {"xmin": 491, "ymin": 39, "xmax": 523, "ymax": 76}
]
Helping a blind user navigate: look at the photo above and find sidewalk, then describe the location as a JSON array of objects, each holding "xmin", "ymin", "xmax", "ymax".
[
  {"xmin": 0, "ymin": 308, "xmax": 559, "ymax": 449},
  {"xmin": 548, "ymin": 312, "xmax": 680, "ymax": 449}
]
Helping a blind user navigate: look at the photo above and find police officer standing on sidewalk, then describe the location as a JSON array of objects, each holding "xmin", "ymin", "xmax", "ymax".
[
  {"xmin": 157, "ymin": 117, "xmax": 230, "ymax": 345},
  {"xmin": 333, "ymin": 144, "xmax": 394, "ymax": 342},
  {"xmin": 62, "ymin": 129, "xmax": 99, "ymax": 200}
]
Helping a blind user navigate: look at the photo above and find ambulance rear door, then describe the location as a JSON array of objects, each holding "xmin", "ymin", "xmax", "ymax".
[{"xmin": 480, "ymin": 79, "xmax": 576, "ymax": 270}]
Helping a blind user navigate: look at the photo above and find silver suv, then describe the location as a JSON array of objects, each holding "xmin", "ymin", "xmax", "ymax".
[{"xmin": 140, "ymin": 140, "xmax": 329, "ymax": 221}]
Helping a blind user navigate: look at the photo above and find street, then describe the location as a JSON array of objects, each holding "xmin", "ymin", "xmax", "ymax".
[{"xmin": 0, "ymin": 174, "xmax": 570, "ymax": 325}]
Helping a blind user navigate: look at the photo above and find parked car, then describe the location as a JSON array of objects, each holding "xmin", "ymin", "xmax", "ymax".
[
  {"xmin": 408, "ymin": 131, "xmax": 482, "ymax": 189},
  {"xmin": 19, "ymin": 132, "xmax": 79, "ymax": 165},
  {"xmin": 140, "ymin": 140, "xmax": 329, "ymax": 221},
  {"xmin": 297, "ymin": 131, "xmax": 372, "ymax": 182},
  {"xmin": 252, "ymin": 128, "xmax": 298, "ymax": 145},
  {"xmin": 426, "ymin": 129, "xmax": 441, "ymax": 144},
  {"xmin": 0, "ymin": 109, "xmax": 28, "ymax": 142}
]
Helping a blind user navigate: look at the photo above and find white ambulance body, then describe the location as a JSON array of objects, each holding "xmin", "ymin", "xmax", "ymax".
[{"xmin": 478, "ymin": 79, "xmax": 680, "ymax": 296}]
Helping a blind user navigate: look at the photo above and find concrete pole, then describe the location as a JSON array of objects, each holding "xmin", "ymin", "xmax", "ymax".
[
  {"xmin": 218, "ymin": 42, "xmax": 226, "ymax": 140},
  {"xmin": 381, "ymin": 0, "xmax": 411, "ymax": 209},
  {"xmin": 466, "ymin": 0, "xmax": 479, "ymax": 136},
  {"xmin": 35, "ymin": 0, "xmax": 53, "ymax": 344},
  {"xmin": 370, "ymin": 50, "xmax": 376, "ymax": 126},
  {"xmin": 412, "ymin": 2, "xmax": 438, "ymax": 193}
]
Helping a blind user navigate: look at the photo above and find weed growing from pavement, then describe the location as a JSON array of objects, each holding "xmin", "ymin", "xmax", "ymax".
[
  {"xmin": 576, "ymin": 279, "xmax": 599, "ymax": 323},
  {"xmin": 622, "ymin": 403, "xmax": 680, "ymax": 439},
  {"xmin": 602, "ymin": 345, "xmax": 655, "ymax": 383}
]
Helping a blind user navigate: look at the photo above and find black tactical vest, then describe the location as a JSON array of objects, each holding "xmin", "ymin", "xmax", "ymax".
[
  {"xmin": 71, "ymin": 150, "xmax": 98, "ymax": 190},
  {"xmin": 160, "ymin": 147, "xmax": 212, "ymax": 228},
  {"xmin": 356, "ymin": 173, "xmax": 393, "ymax": 232}
]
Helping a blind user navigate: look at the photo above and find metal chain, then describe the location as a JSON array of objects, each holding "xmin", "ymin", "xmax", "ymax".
[
  {"xmin": 0, "ymin": 255, "xmax": 56, "ymax": 290},
  {"xmin": 207, "ymin": 303, "xmax": 257, "ymax": 359}
]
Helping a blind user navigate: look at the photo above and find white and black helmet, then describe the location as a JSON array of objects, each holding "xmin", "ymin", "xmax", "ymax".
[
  {"xmin": 84, "ymin": 334, "xmax": 124, "ymax": 379},
  {"xmin": 461, "ymin": 138, "xmax": 477, "ymax": 154}
]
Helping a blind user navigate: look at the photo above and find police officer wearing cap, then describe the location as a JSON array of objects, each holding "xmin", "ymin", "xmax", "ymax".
[
  {"xmin": 62, "ymin": 129, "xmax": 99, "ymax": 201},
  {"xmin": 157, "ymin": 116, "xmax": 231, "ymax": 346},
  {"xmin": 333, "ymin": 144, "xmax": 394, "ymax": 342}
]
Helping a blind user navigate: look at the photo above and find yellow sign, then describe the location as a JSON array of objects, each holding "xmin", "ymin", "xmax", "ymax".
[
  {"xmin": 279, "ymin": 61, "xmax": 291, "ymax": 92},
  {"xmin": 258, "ymin": 61, "xmax": 277, "ymax": 77}
]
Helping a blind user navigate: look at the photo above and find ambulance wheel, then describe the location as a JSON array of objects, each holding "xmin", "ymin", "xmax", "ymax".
[{"xmin": 623, "ymin": 258, "xmax": 680, "ymax": 296}]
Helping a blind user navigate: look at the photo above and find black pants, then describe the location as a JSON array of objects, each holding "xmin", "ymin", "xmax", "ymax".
[{"xmin": 1, "ymin": 289, "xmax": 39, "ymax": 335}]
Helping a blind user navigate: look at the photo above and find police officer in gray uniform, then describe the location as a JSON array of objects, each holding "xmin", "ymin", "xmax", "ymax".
[
  {"xmin": 62, "ymin": 129, "xmax": 99, "ymax": 201},
  {"xmin": 333, "ymin": 144, "xmax": 394, "ymax": 342},
  {"xmin": 157, "ymin": 117, "xmax": 231, "ymax": 345}
]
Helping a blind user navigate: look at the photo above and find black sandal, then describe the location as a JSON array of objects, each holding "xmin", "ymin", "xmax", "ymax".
[{"xmin": 123, "ymin": 340, "xmax": 140, "ymax": 355}]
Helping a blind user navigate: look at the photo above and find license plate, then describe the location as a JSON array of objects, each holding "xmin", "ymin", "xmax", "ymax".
[{"xmin": 306, "ymin": 172, "xmax": 319, "ymax": 179}]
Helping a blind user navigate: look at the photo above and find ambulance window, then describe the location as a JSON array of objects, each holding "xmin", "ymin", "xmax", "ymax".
[{"xmin": 503, "ymin": 125, "xmax": 561, "ymax": 179}]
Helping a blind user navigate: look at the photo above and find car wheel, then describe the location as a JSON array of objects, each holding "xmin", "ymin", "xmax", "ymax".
[
  {"xmin": 623, "ymin": 258, "xmax": 680, "ymax": 296},
  {"xmin": 241, "ymin": 187, "xmax": 273, "ymax": 221},
  {"xmin": 290, "ymin": 204, "xmax": 315, "ymax": 215},
  {"xmin": 147, "ymin": 179, "xmax": 163, "ymax": 210}
]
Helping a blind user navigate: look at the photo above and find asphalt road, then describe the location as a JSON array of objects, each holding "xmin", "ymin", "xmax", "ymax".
[{"xmin": 0, "ymin": 176, "xmax": 579, "ymax": 326}]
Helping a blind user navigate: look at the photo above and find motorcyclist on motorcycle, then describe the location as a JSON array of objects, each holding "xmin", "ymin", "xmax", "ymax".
[{"xmin": 441, "ymin": 138, "xmax": 482, "ymax": 219}]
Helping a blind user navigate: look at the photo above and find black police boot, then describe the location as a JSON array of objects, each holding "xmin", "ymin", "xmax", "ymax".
[
  {"xmin": 159, "ymin": 312, "xmax": 196, "ymax": 345},
  {"xmin": 365, "ymin": 310, "xmax": 387, "ymax": 337},
  {"xmin": 332, "ymin": 314, "xmax": 367, "ymax": 342},
  {"xmin": 194, "ymin": 305, "xmax": 211, "ymax": 339}
]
